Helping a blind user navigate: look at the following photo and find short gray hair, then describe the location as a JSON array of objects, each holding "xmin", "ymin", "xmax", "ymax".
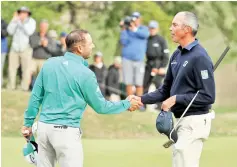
[{"xmin": 179, "ymin": 12, "xmax": 199, "ymax": 36}]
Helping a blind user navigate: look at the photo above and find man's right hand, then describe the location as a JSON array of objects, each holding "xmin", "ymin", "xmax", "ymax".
[
  {"xmin": 129, "ymin": 22, "xmax": 137, "ymax": 32},
  {"xmin": 126, "ymin": 95, "xmax": 143, "ymax": 111},
  {"xmin": 21, "ymin": 126, "xmax": 32, "ymax": 140},
  {"xmin": 12, "ymin": 12, "xmax": 19, "ymax": 21}
]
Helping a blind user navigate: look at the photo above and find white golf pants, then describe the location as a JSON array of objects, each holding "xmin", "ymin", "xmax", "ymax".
[
  {"xmin": 172, "ymin": 111, "xmax": 215, "ymax": 167},
  {"xmin": 37, "ymin": 121, "xmax": 83, "ymax": 167}
]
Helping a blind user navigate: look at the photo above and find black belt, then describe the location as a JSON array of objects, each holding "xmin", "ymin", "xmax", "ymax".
[
  {"xmin": 53, "ymin": 125, "xmax": 68, "ymax": 129},
  {"xmin": 53, "ymin": 125, "xmax": 83, "ymax": 134}
]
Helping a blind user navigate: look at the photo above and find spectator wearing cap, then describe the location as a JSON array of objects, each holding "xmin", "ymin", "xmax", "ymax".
[
  {"xmin": 1, "ymin": 19, "xmax": 8, "ymax": 87},
  {"xmin": 29, "ymin": 19, "xmax": 57, "ymax": 88},
  {"xmin": 7, "ymin": 6, "xmax": 36, "ymax": 91},
  {"xmin": 119, "ymin": 11, "xmax": 149, "ymax": 99},
  {"xmin": 143, "ymin": 20, "xmax": 170, "ymax": 111},
  {"xmin": 106, "ymin": 56, "xmax": 122, "ymax": 102},
  {"xmin": 89, "ymin": 51, "xmax": 107, "ymax": 96}
]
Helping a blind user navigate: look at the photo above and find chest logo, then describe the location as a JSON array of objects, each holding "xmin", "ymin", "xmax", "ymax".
[
  {"xmin": 153, "ymin": 43, "xmax": 159, "ymax": 47},
  {"xmin": 63, "ymin": 61, "xmax": 68, "ymax": 66},
  {"xmin": 183, "ymin": 61, "xmax": 188, "ymax": 67}
]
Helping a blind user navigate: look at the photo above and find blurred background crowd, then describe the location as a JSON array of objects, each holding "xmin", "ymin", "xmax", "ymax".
[{"xmin": 1, "ymin": 1, "xmax": 237, "ymax": 111}]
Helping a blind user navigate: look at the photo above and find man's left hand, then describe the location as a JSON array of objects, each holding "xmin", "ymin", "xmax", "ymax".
[{"xmin": 161, "ymin": 95, "xmax": 176, "ymax": 111}]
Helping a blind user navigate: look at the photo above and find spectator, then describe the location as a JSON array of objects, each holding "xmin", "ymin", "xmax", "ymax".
[
  {"xmin": 48, "ymin": 30, "xmax": 67, "ymax": 57},
  {"xmin": 1, "ymin": 19, "xmax": 8, "ymax": 87},
  {"xmin": 29, "ymin": 19, "xmax": 57, "ymax": 88},
  {"xmin": 48, "ymin": 29, "xmax": 58, "ymax": 41},
  {"xmin": 89, "ymin": 51, "xmax": 107, "ymax": 96},
  {"xmin": 120, "ymin": 12, "xmax": 149, "ymax": 100},
  {"xmin": 143, "ymin": 20, "xmax": 169, "ymax": 110},
  {"xmin": 106, "ymin": 56, "xmax": 122, "ymax": 102},
  {"xmin": 58, "ymin": 32, "xmax": 67, "ymax": 54},
  {"xmin": 7, "ymin": 6, "xmax": 36, "ymax": 91}
]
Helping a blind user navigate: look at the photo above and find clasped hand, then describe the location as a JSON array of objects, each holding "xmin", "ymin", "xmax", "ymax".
[{"xmin": 126, "ymin": 95, "xmax": 143, "ymax": 112}]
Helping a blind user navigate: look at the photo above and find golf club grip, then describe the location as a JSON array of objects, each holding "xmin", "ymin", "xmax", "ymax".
[{"xmin": 214, "ymin": 46, "xmax": 230, "ymax": 71}]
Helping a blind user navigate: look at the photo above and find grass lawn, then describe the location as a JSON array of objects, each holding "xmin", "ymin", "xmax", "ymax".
[{"xmin": 2, "ymin": 137, "xmax": 237, "ymax": 167}]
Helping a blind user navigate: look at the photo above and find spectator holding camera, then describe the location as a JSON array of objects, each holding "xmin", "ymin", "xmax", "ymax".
[
  {"xmin": 7, "ymin": 6, "xmax": 36, "ymax": 91},
  {"xmin": 119, "ymin": 12, "xmax": 149, "ymax": 102}
]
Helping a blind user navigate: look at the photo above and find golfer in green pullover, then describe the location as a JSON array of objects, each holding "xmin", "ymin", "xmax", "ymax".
[{"xmin": 22, "ymin": 29, "xmax": 142, "ymax": 167}]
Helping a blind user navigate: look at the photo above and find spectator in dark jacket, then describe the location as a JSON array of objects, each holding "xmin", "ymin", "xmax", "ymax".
[
  {"xmin": 29, "ymin": 19, "xmax": 57, "ymax": 88},
  {"xmin": 1, "ymin": 19, "xmax": 8, "ymax": 87},
  {"xmin": 143, "ymin": 20, "xmax": 170, "ymax": 110},
  {"xmin": 49, "ymin": 31, "xmax": 67, "ymax": 57},
  {"xmin": 89, "ymin": 51, "xmax": 107, "ymax": 96},
  {"xmin": 106, "ymin": 56, "xmax": 122, "ymax": 101}
]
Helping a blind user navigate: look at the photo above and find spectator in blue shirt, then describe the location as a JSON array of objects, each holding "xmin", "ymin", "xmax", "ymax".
[
  {"xmin": 120, "ymin": 12, "xmax": 149, "ymax": 102},
  {"xmin": 1, "ymin": 19, "xmax": 8, "ymax": 87}
]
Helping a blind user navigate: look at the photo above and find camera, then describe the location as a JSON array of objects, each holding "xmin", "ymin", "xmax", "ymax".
[{"xmin": 122, "ymin": 16, "xmax": 136, "ymax": 29}]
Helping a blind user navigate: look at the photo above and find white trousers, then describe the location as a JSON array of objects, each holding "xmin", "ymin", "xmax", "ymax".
[
  {"xmin": 172, "ymin": 112, "xmax": 214, "ymax": 167},
  {"xmin": 37, "ymin": 122, "xmax": 83, "ymax": 167}
]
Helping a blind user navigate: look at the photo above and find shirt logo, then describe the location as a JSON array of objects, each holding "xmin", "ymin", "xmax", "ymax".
[
  {"xmin": 63, "ymin": 61, "xmax": 68, "ymax": 66},
  {"xmin": 164, "ymin": 49, "xmax": 170, "ymax": 53},
  {"xmin": 96, "ymin": 86, "xmax": 100, "ymax": 92},
  {"xmin": 153, "ymin": 43, "xmax": 159, "ymax": 47},
  {"xmin": 201, "ymin": 70, "xmax": 209, "ymax": 79},
  {"xmin": 183, "ymin": 61, "xmax": 188, "ymax": 67}
]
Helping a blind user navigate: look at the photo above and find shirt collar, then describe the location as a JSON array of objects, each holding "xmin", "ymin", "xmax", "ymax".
[
  {"xmin": 178, "ymin": 39, "xmax": 199, "ymax": 51},
  {"xmin": 64, "ymin": 52, "xmax": 89, "ymax": 67}
]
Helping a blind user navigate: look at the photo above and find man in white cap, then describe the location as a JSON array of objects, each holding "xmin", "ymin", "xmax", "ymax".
[
  {"xmin": 89, "ymin": 51, "xmax": 107, "ymax": 96},
  {"xmin": 143, "ymin": 20, "xmax": 170, "ymax": 111},
  {"xmin": 106, "ymin": 56, "xmax": 123, "ymax": 101},
  {"xmin": 7, "ymin": 6, "xmax": 36, "ymax": 91}
]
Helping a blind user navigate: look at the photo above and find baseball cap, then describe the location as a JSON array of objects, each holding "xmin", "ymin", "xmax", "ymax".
[
  {"xmin": 148, "ymin": 20, "xmax": 159, "ymax": 29},
  {"xmin": 156, "ymin": 110, "xmax": 178, "ymax": 143},
  {"xmin": 60, "ymin": 32, "xmax": 67, "ymax": 37},
  {"xmin": 131, "ymin": 12, "xmax": 141, "ymax": 18},
  {"xmin": 95, "ymin": 51, "xmax": 103, "ymax": 57},
  {"xmin": 17, "ymin": 6, "xmax": 31, "ymax": 15},
  {"xmin": 22, "ymin": 135, "xmax": 38, "ymax": 165},
  {"xmin": 114, "ymin": 56, "xmax": 122, "ymax": 64}
]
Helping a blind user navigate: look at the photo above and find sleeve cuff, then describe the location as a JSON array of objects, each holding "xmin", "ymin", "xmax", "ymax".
[
  {"xmin": 176, "ymin": 95, "xmax": 185, "ymax": 105},
  {"xmin": 141, "ymin": 95, "xmax": 146, "ymax": 104},
  {"xmin": 24, "ymin": 119, "xmax": 34, "ymax": 127},
  {"xmin": 122, "ymin": 100, "xmax": 131, "ymax": 110}
]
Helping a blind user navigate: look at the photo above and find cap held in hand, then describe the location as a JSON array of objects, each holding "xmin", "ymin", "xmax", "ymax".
[{"xmin": 156, "ymin": 110, "xmax": 178, "ymax": 143}]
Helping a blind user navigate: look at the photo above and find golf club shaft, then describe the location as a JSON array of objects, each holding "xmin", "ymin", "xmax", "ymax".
[{"xmin": 214, "ymin": 46, "xmax": 230, "ymax": 71}]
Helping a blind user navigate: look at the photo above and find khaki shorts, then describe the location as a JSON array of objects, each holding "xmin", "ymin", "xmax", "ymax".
[{"xmin": 122, "ymin": 58, "xmax": 145, "ymax": 86}]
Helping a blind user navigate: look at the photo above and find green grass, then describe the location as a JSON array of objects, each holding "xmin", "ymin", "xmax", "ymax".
[{"xmin": 2, "ymin": 137, "xmax": 237, "ymax": 167}]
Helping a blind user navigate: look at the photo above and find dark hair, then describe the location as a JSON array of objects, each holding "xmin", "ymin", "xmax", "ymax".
[{"xmin": 65, "ymin": 29, "xmax": 89, "ymax": 51}]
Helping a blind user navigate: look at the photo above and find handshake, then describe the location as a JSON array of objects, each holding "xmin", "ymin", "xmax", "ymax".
[{"xmin": 126, "ymin": 95, "xmax": 143, "ymax": 112}]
